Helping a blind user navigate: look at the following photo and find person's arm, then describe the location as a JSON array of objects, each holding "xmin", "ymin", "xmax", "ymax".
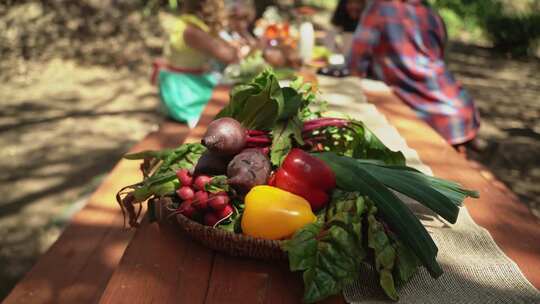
[
  {"xmin": 346, "ymin": 2, "xmax": 381, "ymax": 77},
  {"xmin": 184, "ymin": 25, "xmax": 239, "ymax": 64}
]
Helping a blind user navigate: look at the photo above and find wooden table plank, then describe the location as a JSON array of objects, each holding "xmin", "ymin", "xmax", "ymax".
[
  {"xmin": 363, "ymin": 86, "xmax": 540, "ymax": 288},
  {"xmin": 97, "ymin": 85, "xmax": 346, "ymax": 304},
  {"xmin": 7, "ymin": 80, "xmax": 538, "ymax": 304},
  {"xmin": 99, "ymin": 219, "xmax": 214, "ymax": 304},
  {"xmin": 3, "ymin": 120, "xmax": 190, "ymax": 304},
  {"xmin": 97, "ymin": 87, "xmax": 231, "ymax": 304}
]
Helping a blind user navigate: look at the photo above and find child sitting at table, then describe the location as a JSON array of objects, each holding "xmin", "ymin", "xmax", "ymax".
[
  {"xmin": 347, "ymin": 0, "xmax": 481, "ymax": 150},
  {"xmin": 153, "ymin": 0, "xmax": 239, "ymax": 127}
]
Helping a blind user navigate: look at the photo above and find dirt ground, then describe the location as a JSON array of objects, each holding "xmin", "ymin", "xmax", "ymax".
[{"xmin": 1, "ymin": 3, "xmax": 540, "ymax": 300}]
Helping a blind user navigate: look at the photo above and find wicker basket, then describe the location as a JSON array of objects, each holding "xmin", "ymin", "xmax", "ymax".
[
  {"xmin": 152, "ymin": 198, "xmax": 286, "ymax": 260},
  {"xmin": 175, "ymin": 214, "xmax": 287, "ymax": 260}
]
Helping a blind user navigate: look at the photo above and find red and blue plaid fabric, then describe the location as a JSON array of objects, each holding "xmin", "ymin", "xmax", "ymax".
[{"xmin": 347, "ymin": 0, "xmax": 480, "ymax": 145}]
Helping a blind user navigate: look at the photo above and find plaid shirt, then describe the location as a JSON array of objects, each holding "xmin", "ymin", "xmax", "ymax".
[{"xmin": 347, "ymin": 0, "xmax": 480, "ymax": 145}]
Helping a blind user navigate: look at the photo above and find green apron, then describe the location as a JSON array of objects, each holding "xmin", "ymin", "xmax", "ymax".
[{"xmin": 158, "ymin": 70, "xmax": 218, "ymax": 128}]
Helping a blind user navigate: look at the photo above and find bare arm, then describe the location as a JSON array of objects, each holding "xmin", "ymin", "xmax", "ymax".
[{"xmin": 183, "ymin": 25, "xmax": 239, "ymax": 64}]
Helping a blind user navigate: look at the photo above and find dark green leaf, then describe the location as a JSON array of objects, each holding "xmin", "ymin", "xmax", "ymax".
[
  {"xmin": 205, "ymin": 175, "xmax": 230, "ymax": 193},
  {"xmin": 280, "ymin": 87, "xmax": 304, "ymax": 120},
  {"xmin": 355, "ymin": 160, "xmax": 478, "ymax": 223},
  {"xmin": 314, "ymin": 152, "xmax": 443, "ymax": 278},
  {"xmin": 366, "ymin": 201, "xmax": 398, "ymax": 300},
  {"xmin": 216, "ymin": 70, "xmax": 284, "ymax": 130},
  {"xmin": 392, "ymin": 237, "xmax": 420, "ymax": 283},
  {"xmin": 270, "ymin": 116, "xmax": 304, "ymax": 166},
  {"xmin": 124, "ymin": 148, "xmax": 175, "ymax": 160},
  {"xmin": 282, "ymin": 191, "xmax": 367, "ymax": 303},
  {"xmin": 126, "ymin": 144, "xmax": 205, "ymax": 202}
]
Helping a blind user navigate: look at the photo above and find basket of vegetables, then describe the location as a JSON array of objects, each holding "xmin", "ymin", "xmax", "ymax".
[{"xmin": 117, "ymin": 70, "xmax": 479, "ymax": 303}]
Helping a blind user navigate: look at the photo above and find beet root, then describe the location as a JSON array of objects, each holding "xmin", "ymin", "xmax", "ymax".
[
  {"xmin": 227, "ymin": 148, "xmax": 271, "ymax": 194},
  {"xmin": 202, "ymin": 118, "xmax": 246, "ymax": 156},
  {"xmin": 193, "ymin": 151, "xmax": 230, "ymax": 176}
]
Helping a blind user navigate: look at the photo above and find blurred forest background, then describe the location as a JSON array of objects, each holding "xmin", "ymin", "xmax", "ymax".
[{"xmin": 1, "ymin": 0, "xmax": 539, "ymax": 300}]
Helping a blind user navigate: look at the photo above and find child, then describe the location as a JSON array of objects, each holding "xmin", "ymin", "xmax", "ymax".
[{"xmin": 154, "ymin": 0, "xmax": 239, "ymax": 127}]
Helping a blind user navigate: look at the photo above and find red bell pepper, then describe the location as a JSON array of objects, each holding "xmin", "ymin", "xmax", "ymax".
[{"xmin": 273, "ymin": 148, "xmax": 336, "ymax": 210}]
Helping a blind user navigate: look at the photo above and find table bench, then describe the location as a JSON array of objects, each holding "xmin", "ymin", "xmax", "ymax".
[{"xmin": 3, "ymin": 83, "xmax": 539, "ymax": 304}]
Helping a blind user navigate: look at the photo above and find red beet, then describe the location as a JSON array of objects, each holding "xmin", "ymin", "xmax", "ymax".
[
  {"xmin": 227, "ymin": 149, "xmax": 271, "ymax": 193},
  {"xmin": 193, "ymin": 191, "xmax": 209, "ymax": 209},
  {"xmin": 201, "ymin": 117, "xmax": 246, "ymax": 156},
  {"xmin": 194, "ymin": 175, "xmax": 212, "ymax": 190},
  {"xmin": 215, "ymin": 204, "xmax": 233, "ymax": 220},
  {"xmin": 179, "ymin": 199, "xmax": 196, "ymax": 218},
  {"xmin": 204, "ymin": 212, "xmax": 219, "ymax": 226},
  {"xmin": 176, "ymin": 169, "xmax": 193, "ymax": 186},
  {"xmin": 209, "ymin": 193, "xmax": 230, "ymax": 211},
  {"xmin": 176, "ymin": 186, "xmax": 195, "ymax": 200}
]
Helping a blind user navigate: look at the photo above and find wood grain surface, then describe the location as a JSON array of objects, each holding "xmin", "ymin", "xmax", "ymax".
[{"xmin": 4, "ymin": 83, "xmax": 538, "ymax": 304}]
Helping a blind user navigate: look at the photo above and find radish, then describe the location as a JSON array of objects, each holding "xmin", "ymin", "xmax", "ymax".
[
  {"xmin": 215, "ymin": 204, "xmax": 233, "ymax": 220},
  {"xmin": 209, "ymin": 193, "xmax": 230, "ymax": 211},
  {"xmin": 176, "ymin": 169, "xmax": 193, "ymax": 186},
  {"xmin": 179, "ymin": 199, "xmax": 196, "ymax": 218},
  {"xmin": 204, "ymin": 212, "xmax": 219, "ymax": 226},
  {"xmin": 193, "ymin": 191, "xmax": 209, "ymax": 210},
  {"xmin": 194, "ymin": 175, "xmax": 212, "ymax": 190},
  {"xmin": 176, "ymin": 186, "xmax": 195, "ymax": 200},
  {"xmin": 202, "ymin": 118, "xmax": 246, "ymax": 156}
]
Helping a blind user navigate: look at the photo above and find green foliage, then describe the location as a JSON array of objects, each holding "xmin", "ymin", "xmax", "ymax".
[
  {"xmin": 140, "ymin": 0, "xmax": 182, "ymax": 15},
  {"xmin": 429, "ymin": 0, "xmax": 540, "ymax": 56}
]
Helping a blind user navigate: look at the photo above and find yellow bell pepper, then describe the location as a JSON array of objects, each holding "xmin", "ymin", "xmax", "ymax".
[{"xmin": 241, "ymin": 185, "xmax": 317, "ymax": 240}]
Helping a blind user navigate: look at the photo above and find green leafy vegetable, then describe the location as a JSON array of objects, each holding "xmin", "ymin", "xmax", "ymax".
[
  {"xmin": 392, "ymin": 236, "xmax": 420, "ymax": 284},
  {"xmin": 124, "ymin": 143, "xmax": 206, "ymax": 202},
  {"xmin": 280, "ymin": 87, "xmax": 304, "ymax": 120},
  {"xmin": 366, "ymin": 201, "xmax": 398, "ymax": 300},
  {"xmin": 311, "ymin": 119, "xmax": 406, "ymax": 165},
  {"xmin": 270, "ymin": 116, "xmax": 304, "ymax": 166},
  {"xmin": 216, "ymin": 198, "xmax": 244, "ymax": 233},
  {"xmin": 216, "ymin": 70, "xmax": 283, "ymax": 130},
  {"xmin": 353, "ymin": 160, "xmax": 479, "ymax": 223},
  {"xmin": 283, "ymin": 191, "xmax": 367, "ymax": 303},
  {"xmin": 205, "ymin": 175, "xmax": 230, "ymax": 193},
  {"xmin": 314, "ymin": 152, "xmax": 443, "ymax": 278}
]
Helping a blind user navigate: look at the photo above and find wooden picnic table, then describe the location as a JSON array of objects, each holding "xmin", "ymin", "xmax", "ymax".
[{"xmin": 3, "ymin": 81, "xmax": 539, "ymax": 304}]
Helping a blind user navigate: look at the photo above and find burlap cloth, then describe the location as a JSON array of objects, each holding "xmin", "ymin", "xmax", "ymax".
[{"xmin": 318, "ymin": 76, "xmax": 540, "ymax": 304}]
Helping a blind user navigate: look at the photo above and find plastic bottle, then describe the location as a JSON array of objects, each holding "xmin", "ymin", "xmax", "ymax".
[{"xmin": 298, "ymin": 21, "xmax": 314, "ymax": 64}]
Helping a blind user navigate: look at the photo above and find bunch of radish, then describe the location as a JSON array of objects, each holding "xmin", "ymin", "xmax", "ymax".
[{"xmin": 175, "ymin": 169, "xmax": 233, "ymax": 226}]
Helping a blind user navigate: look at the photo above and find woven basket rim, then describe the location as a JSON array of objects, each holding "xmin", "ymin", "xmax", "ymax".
[
  {"xmin": 175, "ymin": 212, "xmax": 287, "ymax": 260},
  {"xmin": 176, "ymin": 213, "xmax": 284, "ymax": 245}
]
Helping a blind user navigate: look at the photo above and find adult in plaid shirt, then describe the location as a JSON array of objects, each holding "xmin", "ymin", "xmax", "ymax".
[{"xmin": 347, "ymin": 0, "xmax": 480, "ymax": 147}]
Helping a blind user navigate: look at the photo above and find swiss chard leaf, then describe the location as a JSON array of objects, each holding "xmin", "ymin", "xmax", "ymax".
[
  {"xmin": 312, "ymin": 119, "xmax": 406, "ymax": 165},
  {"xmin": 283, "ymin": 191, "xmax": 367, "ymax": 303},
  {"xmin": 270, "ymin": 116, "xmax": 304, "ymax": 166},
  {"xmin": 314, "ymin": 152, "xmax": 443, "ymax": 278},
  {"xmin": 216, "ymin": 70, "xmax": 283, "ymax": 130},
  {"xmin": 280, "ymin": 87, "xmax": 304, "ymax": 120},
  {"xmin": 366, "ymin": 201, "xmax": 398, "ymax": 300},
  {"xmin": 392, "ymin": 236, "xmax": 420, "ymax": 284}
]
